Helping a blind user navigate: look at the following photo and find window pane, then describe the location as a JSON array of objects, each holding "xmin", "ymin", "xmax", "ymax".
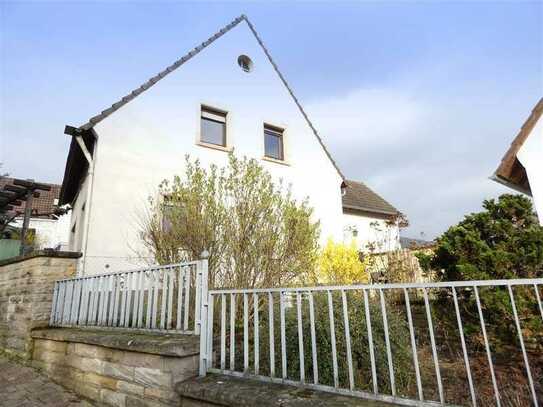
[
  {"xmin": 202, "ymin": 109, "xmax": 226, "ymax": 123},
  {"xmin": 201, "ymin": 117, "xmax": 225, "ymax": 146},
  {"xmin": 265, "ymin": 130, "xmax": 283, "ymax": 160},
  {"xmin": 162, "ymin": 204, "xmax": 173, "ymax": 233}
]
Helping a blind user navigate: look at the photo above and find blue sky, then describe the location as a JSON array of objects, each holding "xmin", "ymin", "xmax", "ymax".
[{"xmin": 1, "ymin": 1, "xmax": 542, "ymax": 239}]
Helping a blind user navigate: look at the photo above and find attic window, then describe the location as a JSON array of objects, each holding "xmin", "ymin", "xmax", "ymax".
[{"xmin": 237, "ymin": 55, "xmax": 253, "ymax": 73}]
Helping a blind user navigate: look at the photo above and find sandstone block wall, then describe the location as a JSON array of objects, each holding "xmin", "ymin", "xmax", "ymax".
[
  {"xmin": 30, "ymin": 328, "xmax": 200, "ymax": 407},
  {"xmin": 32, "ymin": 337, "xmax": 198, "ymax": 407},
  {"xmin": 0, "ymin": 251, "xmax": 79, "ymax": 359}
]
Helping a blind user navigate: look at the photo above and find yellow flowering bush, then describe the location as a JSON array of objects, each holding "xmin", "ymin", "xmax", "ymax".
[{"xmin": 312, "ymin": 239, "xmax": 370, "ymax": 285}]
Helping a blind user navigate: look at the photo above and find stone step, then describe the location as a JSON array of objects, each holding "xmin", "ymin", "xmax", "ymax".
[{"xmin": 176, "ymin": 374, "xmax": 397, "ymax": 407}]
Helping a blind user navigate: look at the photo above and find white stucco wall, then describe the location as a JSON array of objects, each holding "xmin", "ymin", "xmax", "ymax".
[
  {"xmin": 517, "ymin": 113, "xmax": 542, "ymax": 225},
  {"xmin": 82, "ymin": 22, "xmax": 344, "ymax": 275},
  {"xmin": 11, "ymin": 214, "xmax": 70, "ymax": 250},
  {"xmin": 342, "ymin": 211, "xmax": 400, "ymax": 253}
]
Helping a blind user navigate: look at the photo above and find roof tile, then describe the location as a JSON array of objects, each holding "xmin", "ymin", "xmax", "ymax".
[
  {"xmin": 342, "ymin": 180, "xmax": 399, "ymax": 216},
  {"xmin": 0, "ymin": 177, "xmax": 61, "ymax": 218}
]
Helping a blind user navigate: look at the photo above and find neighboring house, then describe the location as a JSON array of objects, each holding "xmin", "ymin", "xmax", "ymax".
[
  {"xmin": 342, "ymin": 180, "xmax": 401, "ymax": 253},
  {"xmin": 0, "ymin": 177, "xmax": 70, "ymax": 250},
  {"xmin": 59, "ymin": 15, "xmax": 402, "ymax": 275},
  {"xmin": 493, "ymin": 97, "xmax": 542, "ymax": 224}
]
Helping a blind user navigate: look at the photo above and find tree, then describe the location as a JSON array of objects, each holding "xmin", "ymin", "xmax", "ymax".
[
  {"xmin": 309, "ymin": 239, "xmax": 369, "ymax": 285},
  {"xmin": 429, "ymin": 194, "xmax": 543, "ymax": 348},
  {"xmin": 138, "ymin": 153, "xmax": 320, "ymax": 289},
  {"xmin": 431, "ymin": 194, "xmax": 543, "ymax": 281}
]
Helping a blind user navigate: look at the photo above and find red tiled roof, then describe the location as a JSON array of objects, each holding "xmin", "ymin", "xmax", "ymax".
[{"xmin": 0, "ymin": 177, "xmax": 61, "ymax": 218}]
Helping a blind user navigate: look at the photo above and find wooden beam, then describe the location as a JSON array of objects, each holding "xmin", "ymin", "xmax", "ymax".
[
  {"xmin": 4, "ymin": 185, "xmax": 26, "ymax": 194},
  {"xmin": 0, "ymin": 191, "xmax": 16, "ymax": 198},
  {"xmin": 13, "ymin": 179, "xmax": 51, "ymax": 191}
]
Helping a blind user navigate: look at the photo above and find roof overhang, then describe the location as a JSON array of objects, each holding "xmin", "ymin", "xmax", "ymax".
[
  {"xmin": 493, "ymin": 98, "xmax": 542, "ymax": 195},
  {"xmin": 490, "ymin": 173, "xmax": 531, "ymax": 196},
  {"xmin": 59, "ymin": 127, "xmax": 97, "ymax": 205}
]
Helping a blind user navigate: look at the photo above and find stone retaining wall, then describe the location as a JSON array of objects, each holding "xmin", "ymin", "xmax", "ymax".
[
  {"xmin": 31, "ymin": 328, "xmax": 200, "ymax": 407},
  {"xmin": 0, "ymin": 251, "xmax": 79, "ymax": 359}
]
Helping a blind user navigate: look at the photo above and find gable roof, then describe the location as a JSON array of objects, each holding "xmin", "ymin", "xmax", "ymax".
[
  {"xmin": 342, "ymin": 180, "xmax": 399, "ymax": 216},
  {"xmin": 75, "ymin": 14, "xmax": 344, "ymax": 180},
  {"xmin": 493, "ymin": 97, "xmax": 543, "ymax": 195},
  {"xmin": 79, "ymin": 16, "xmax": 243, "ymax": 131},
  {"xmin": 0, "ymin": 177, "xmax": 61, "ymax": 219}
]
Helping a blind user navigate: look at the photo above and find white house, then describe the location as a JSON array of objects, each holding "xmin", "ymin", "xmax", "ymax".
[
  {"xmin": 493, "ymin": 98, "xmax": 542, "ymax": 224},
  {"xmin": 0, "ymin": 177, "xmax": 71, "ymax": 251},
  {"xmin": 59, "ymin": 15, "xmax": 402, "ymax": 275},
  {"xmin": 342, "ymin": 180, "xmax": 401, "ymax": 253}
]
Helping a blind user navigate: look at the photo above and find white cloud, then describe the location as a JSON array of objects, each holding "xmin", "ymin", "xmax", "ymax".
[
  {"xmin": 308, "ymin": 88, "xmax": 427, "ymax": 150},
  {"xmin": 306, "ymin": 86, "xmax": 510, "ymax": 239}
]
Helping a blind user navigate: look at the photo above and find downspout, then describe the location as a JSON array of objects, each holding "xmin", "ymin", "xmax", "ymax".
[{"xmin": 66, "ymin": 126, "xmax": 97, "ymax": 276}]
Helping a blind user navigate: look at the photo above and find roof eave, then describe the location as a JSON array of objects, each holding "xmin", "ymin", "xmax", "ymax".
[
  {"xmin": 490, "ymin": 173, "xmax": 532, "ymax": 197},
  {"xmin": 493, "ymin": 97, "xmax": 543, "ymax": 192},
  {"xmin": 343, "ymin": 204, "xmax": 399, "ymax": 217},
  {"xmin": 77, "ymin": 15, "xmax": 246, "ymax": 132},
  {"xmin": 59, "ymin": 128, "xmax": 97, "ymax": 205}
]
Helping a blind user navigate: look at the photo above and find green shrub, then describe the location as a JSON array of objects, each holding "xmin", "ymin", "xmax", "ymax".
[
  {"xmin": 217, "ymin": 290, "xmax": 414, "ymax": 396},
  {"xmin": 429, "ymin": 194, "xmax": 543, "ymax": 350}
]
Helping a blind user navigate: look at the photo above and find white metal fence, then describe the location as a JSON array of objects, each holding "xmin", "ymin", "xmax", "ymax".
[
  {"xmin": 198, "ymin": 279, "xmax": 543, "ymax": 406},
  {"xmin": 50, "ymin": 259, "xmax": 208, "ymax": 334},
  {"xmin": 49, "ymin": 263, "xmax": 542, "ymax": 406}
]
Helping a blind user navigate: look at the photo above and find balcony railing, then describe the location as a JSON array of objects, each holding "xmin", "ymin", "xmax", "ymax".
[{"xmin": 49, "ymin": 260, "xmax": 208, "ymax": 334}]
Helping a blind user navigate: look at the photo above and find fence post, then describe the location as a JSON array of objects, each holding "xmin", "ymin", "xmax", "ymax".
[
  {"xmin": 198, "ymin": 250, "xmax": 210, "ymax": 376},
  {"xmin": 49, "ymin": 281, "xmax": 59, "ymax": 326}
]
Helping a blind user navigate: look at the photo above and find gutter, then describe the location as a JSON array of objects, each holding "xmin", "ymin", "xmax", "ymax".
[{"xmin": 65, "ymin": 125, "xmax": 97, "ymax": 276}]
